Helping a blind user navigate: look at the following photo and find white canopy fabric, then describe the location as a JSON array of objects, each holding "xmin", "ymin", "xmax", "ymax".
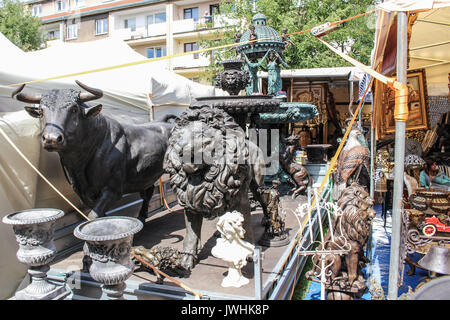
[
  {"xmin": 0, "ymin": 32, "xmax": 226, "ymax": 120},
  {"xmin": 377, "ymin": 0, "xmax": 450, "ymax": 12},
  {"xmin": 373, "ymin": 2, "xmax": 450, "ymax": 95},
  {"xmin": 372, "ymin": 1, "xmax": 450, "ymax": 138}
]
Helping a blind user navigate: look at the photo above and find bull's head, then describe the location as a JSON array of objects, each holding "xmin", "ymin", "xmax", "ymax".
[{"xmin": 12, "ymin": 81, "xmax": 103, "ymax": 151}]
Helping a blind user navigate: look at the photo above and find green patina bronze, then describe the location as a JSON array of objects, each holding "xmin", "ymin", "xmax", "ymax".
[
  {"xmin": 255, "ymin": 102, "xmax": 319, "ymax": 124},
  {"xmin": 237, "ymin": 14, "xmax": 287, "ymax": 95},
  {"xmin": 237, "ymin": 14, "xmax": 285, "ymax": 58}
]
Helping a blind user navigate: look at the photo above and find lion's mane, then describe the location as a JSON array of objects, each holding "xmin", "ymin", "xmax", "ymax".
[
  {"xmin": 164, "ymin": 106, "xmax": 251, "ymax": 219},
  {"xmin": 336, "ymin": 183, "xmax": 375, "ymax": 246}
]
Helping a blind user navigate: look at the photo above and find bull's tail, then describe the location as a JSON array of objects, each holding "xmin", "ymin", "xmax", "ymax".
[{"xmin": 158, "ymin": 114, "xmax": 178, "ymax": 123}]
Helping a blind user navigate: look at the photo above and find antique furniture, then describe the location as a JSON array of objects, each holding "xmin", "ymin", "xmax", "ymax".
[{"xmin": 305, "ymin": 144, "xmax": 333, "ymax": 164}]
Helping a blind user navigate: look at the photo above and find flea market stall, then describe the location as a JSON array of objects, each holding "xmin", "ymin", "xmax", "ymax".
[
  {"xmin": 0, "ymin": 32, "xmax": 226, "ymax": 299},
  {"xmin": 371, "ymin": 0, "xmax": 450, "ymax": 299},
  {"xmin": 2, "ymin": 0, "xmax": 450, "ymax": 302}
]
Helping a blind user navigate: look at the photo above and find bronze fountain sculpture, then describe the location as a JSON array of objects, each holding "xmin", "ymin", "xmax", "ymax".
[{"xmin": 164, "ymin": 14, "xmax": 321, "ymax": 268}]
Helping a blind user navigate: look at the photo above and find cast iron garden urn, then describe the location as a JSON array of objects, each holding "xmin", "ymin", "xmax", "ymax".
[
  {"xmin": 2, "ymin": 208, "xmax": 69, "ymax": 300},
  {"xmin": 74, "ymin": 216, "xmax": 143, "ymax": 300}
]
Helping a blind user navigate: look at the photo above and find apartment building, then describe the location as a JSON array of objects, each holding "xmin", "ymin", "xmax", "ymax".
[{"xmin": 25, "ymin": 0, "xmax": 236, "ymax": 82}]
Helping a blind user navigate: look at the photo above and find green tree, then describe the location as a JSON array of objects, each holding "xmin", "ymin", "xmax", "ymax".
[
  {"xmin": 0, "ymin": 0, "xmax": 44, "ymax": 51},
  {"xmin": 198, "ymin": 0, "xmax": 376, "ymax": 82}
]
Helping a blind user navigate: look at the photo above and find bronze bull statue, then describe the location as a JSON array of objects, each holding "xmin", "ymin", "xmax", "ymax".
[{"xmin": 13, "ymin": 80, "xmax": 175, "ymax": 222}]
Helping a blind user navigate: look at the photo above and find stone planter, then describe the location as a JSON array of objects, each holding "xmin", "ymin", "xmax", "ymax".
[
  {"xmin": 73, "ymin": 216, "xmax": 143, "ymax": 299},
  {"xmin": 2, "ymin": 208, "xmax": 69, "ymax": 300}
]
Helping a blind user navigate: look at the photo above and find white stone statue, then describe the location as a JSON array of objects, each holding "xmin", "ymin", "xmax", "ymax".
[{"xmin": 211, "ymin": 210, "xmax": 255, "ymax": 288}]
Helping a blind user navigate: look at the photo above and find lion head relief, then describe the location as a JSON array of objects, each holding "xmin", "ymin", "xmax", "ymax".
[
  {"xmin": 336, "ymin": 183, "xmax": 376, "ymax": 245},
  {"xmin": 164, "ymin": 106, "xmax": 251, "ymax": 219}
]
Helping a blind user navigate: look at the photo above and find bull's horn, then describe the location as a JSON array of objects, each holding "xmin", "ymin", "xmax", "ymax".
[
  {"xmin": 12, "ymin": 84, "xmax": 42, "ymax": 104},
  {"xmin": 76, "ymin": 80, "xmax": 103, "ymax": 102}
]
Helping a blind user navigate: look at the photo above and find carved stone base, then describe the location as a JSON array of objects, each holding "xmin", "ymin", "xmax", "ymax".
[
  {"xmin": 16, "ymin": 284, "xmax": 69, "ymax": 300},
  {"xmin": 221, "ymin": 267, "xmax": 249, "ymax": 288},
  {"xmin": 102, "ymin": 283, "xmax": 126, "ymax": 300},
  {"xmin": 258, "ymin": 232, "xmax": 290, "ymax": 247},
  {"xmin": 325, "ymin": 273, "xmax": 367, "ymax": 300},
  {"xmin": 15, "ymin": 266, "xmax": 69, "ymax": 300}
]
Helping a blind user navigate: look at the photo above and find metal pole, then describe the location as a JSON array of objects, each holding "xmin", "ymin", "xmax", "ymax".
[
  {"xmin": 370, "ymin": 93, "xmax": 375, "ymax": 199},
  {"xmin": 387, "ymin": 11, "xmax": 408, "ymax": 300},
  {"xmin": 253, "ymin": 246, "xmax": 263, "ymax": 300},
  {"xmin": 366, "ymin": 89, "xmax": 375, "ymax": 266}
]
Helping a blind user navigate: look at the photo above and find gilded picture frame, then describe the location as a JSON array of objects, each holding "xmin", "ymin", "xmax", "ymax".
[{"xmin": 381, "ymin": 69, "xmax": 429, "ymax": 135}]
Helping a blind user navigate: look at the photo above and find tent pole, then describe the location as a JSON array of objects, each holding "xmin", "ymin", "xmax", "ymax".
[{"xmin": 387, "ymin": 11, "xmax": 408, "ymax": 300}]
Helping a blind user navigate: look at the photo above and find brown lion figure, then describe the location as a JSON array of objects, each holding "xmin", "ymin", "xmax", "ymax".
[
  {"xmin": 164, "ymin": 106, "xmax": 266, "ymax": 270},
  {"xmin": 307, "ymin": 183, "xmax": 375, "ymax": 299}
]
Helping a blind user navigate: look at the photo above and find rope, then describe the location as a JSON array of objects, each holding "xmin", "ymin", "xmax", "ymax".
[
  {"xmin": 132, "ymin": 253, "xmax": 202, "ymax": 299},
  {"xmin": 0, "ymin": 9, "xmax": 380, "ymax": 299},
  {"xmin": 159, "ymin": 178, "xmax": 183, "ymax": 213},
  {"xmin": 0, "ymin": 125, "xmax": 201, "ymax": 297},
  {"xmin": 1, "ymin": 10, "xmax": 376, "ymax": 89},
  {"xmin": 0, "ymin": 126, "xmax": 91, "ymax": 221}
]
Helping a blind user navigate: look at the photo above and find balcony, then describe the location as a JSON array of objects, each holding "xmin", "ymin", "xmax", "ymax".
[
  {"xmin": 114, "ymin": 23, "xmax": 166, "ymax": 41},
  {"xmin": 173, "ymin": 15, "xmax": 237, "ymax": 35},
  {"xmin": 46, "ymin": 39, "xmax": 63, "ymax": 47},
  {"xmin": 172, "ymin": 53, "xmax": 210, "ymax": 70}
]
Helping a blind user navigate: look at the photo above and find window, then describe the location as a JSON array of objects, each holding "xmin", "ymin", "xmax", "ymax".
[
  {"xmin": 48, "ymin": 30, "xmax": 60, "ymax": 40},
  {"xmin": 95, "ymin": 18, "xmax": 108, "ymax": 35},
  {"xmin": 146, "ymin": 46, "xmax": 166, "ymax": 59},
  {"xmin": 74, "ymin": 0, "xmax": 85, "ymax": 7},
  {"xmin": 55, "ymin": 0, "xmax": 66, "ymax": 12},
  {"xmin": 67, "ymin": 24, "xmax": 78, "ymax": 40},
  {"xmin": 124, "ymin": 18, "xmax": 136, "ymax": 32},
  {"xmin": 184, "ymin": 42, "xmax": 198, "ymax": 59},
  {"xmin": 147, "ymin": 12, "xmax": 166, "ymax": 25},
  {"xmin": 32, "ymin": 4, "xmax": 42, "ymax": 17},
  {"xmin": 210, "ymin": 4, "xmax": 220, "ymax": 15},
  {"xmin": 184, "ymin": 7, "xmax": 199, "ymax": 22}
]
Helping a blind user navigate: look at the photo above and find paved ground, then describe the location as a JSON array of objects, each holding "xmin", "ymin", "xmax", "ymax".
[{"xmin": 52, "ymin": 195, "xmax": 308, "ymax": 298}]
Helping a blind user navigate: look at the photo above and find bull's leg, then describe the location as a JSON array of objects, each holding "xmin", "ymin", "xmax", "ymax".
[
  {"xmin": 138, "ymin": 186, "xmax": 155, "ymax": 223},
  {"xmin": 88, "ymin": 188, "xmax": 121, "ymax": 220},
  {"xmin": 181, "ymin": 209, "xmax": 203, "ymax": 270}
]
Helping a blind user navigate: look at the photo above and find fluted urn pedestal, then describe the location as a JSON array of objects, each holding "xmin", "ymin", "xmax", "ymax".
[
  {"xmin": 2, "ymin": 208, "xmax": 69, "ymax": 300},
  {"xmin": 74, "ymin": 216, "xmax": 143, "ymax": 300}
]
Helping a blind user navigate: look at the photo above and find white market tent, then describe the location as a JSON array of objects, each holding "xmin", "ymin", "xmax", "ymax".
[
  {"xmin": 0, "ymin": 33, "xmax": 226, "ymax": 299},
  {"xmin": 0, "ymin": 32, "xmax": 226, "ymax": 118}
]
